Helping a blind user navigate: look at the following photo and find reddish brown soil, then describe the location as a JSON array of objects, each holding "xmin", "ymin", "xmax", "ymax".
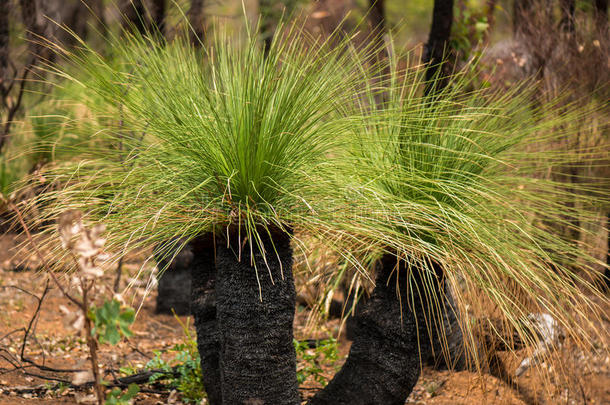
[{"xmin": 0, "ymin": 234, "xmax": 608, "ymax": 405}]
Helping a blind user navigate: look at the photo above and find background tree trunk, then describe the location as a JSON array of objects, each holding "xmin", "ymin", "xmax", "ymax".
[
  {"xmin": 559, "ymin": 0, "xmax": 575, "ymax": 33},
  {"xmin": 149, "ymin": 0, "xmax": 166, "ymax": 38},
  {"xmin": 260, "ymin": 0, "xmax": 275, "ymax": 54},
  {"xmin": 92, "ymin": 0, "xmax": 108, "ymax": 40},
  {"xmin": 189, "ymin": 235, "xmax": 222, "ymax": 405},
  {"xmin": 513, "ymin": 0, "xmax": 533, "ymax": 36},
  {"xmin": 188, "ymin": 0, "xmax": 206, "ymax": 47},
  {"xmin": 0, "ymin": 0, "xmax": 9, "ymax": 90},
  {"xmin": 423, "ymin": 0, "xmax": 454, "ymax": 95},
  {"xmin": 19, "ymin": 0, "xmax": 46, "ymax": 61},
  {"xmin": 368, "ymin": 0, "xmax": 388, "ymax": 63},
  {"xmin": 309, "ymin": 255, "xmax": 452, "ymax": 405},
  {"xmin": 121, "ymin": 0, "xmax": 148, "ymax": 35},
  {"xmin": 595, "ymin": 0, "xmax": 608, "ymax": 34},
  {"xmin": 154, "ymin": 240, "xmax": 193, "ymax": 315},
  {"xmin": 215, "ymin": 228, "xmax": 299, "ymax": 405}
]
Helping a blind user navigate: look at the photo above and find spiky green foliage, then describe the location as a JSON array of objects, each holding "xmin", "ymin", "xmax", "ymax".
[
  {"xmin": 25, "ymin": 21, "xmax": 608, "ymax": 372},
  {"xmin": 309, "ymin": 48, "xmax": 609, "ymax": 365},
  {"xmin": 28, "ymin": 25, "xmax": 372, "ymax": 268}
]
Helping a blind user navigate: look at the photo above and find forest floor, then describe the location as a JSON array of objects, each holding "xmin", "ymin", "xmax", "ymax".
[{"xmin": 0, "ymin": 233, "xmax": 608, "ymax": 405}]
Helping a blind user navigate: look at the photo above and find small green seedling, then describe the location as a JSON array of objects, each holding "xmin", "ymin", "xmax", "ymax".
[
  {"xmin": 89, "ymin": 299, "xmax": 135, "ymax": 345},
  {"xmin": 105, "ymin": 384, "xmax": 139, "ymax": 405},
  {"xmin": 294, "ymin": 338, "xmax": 339, "ymax": 385}
]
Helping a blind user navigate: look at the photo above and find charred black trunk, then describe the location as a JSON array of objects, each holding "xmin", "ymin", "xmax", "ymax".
[
  {"xmin": 423, "ymin": 282, "xmax": 467, "ymax": 370},
  {"xmin": 260, "ymin": 0, "xmax": 274, "ymax": 55},
  {"xmin": 595, "ymin": 0, "xmax": 608, "ymax": 34},
  {"xmin": 154, "ymin": 240, "xmax": 193, "ymax": 315},
  {"xmin": 215, "ymin": 227, "xmax": 299, "ymax": 405},
  {"xmin": 309, "ymin": 254, "xmax": 466, "ymax": 405},
  {"xmin": 423, "ymin": 0, "xmax": 454, "ymax": 95},
  {"xmin": 189, "ymin": 234, "xmax": 222, "ymax": 405},
  {"xmin": 154, "ymin": 235, "xmax": 221, "ymax": 403},
  {"xmin": 368, "ymin": 0, "xmax": 388, "ymax": 64},
  {"xmin": 309, "ymin": 254, "xmax": 461, "ymax": 405}
]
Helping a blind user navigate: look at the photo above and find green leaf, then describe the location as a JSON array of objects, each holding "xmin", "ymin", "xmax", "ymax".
[{"xmin": 104, "ymin": 324, "xmax": 121, "ymax": 345}]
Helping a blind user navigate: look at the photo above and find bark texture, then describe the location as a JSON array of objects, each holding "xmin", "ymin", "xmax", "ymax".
[
  {"xmin": 309, "ymin": 254, "xmax": 456, "ymax": 405},
  {"xmin": 423, "ymin": 0, "xmax": 454, "ymax": 95},
  {"xmin": 154, "ymin": 240, "xmax": 193, "ymax": 315},
  {"xmin": 189, "ymin": 234, "xmax": 222, "ymax": 405},
  {"xmin": 216, "ymin": 228, "xmax": 299, "ymax": 405},
  {"xmin": 423, "ymin": 282, "xmax": 467, "ymax": 370}
]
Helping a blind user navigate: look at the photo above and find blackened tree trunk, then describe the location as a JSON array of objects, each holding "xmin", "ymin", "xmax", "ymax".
[
  {"xmin": 513, "ymin": 0, "xmax": 533, "ymax": 36},
  {"xmin": 369, "ymin": 0, "xmax": 388, "ymax": 63},
  {"xmin": 149, "ymin": 0, "xmax": 166, "ymax": 38},
  {"xmin": 215, "ymin": 227, "xmax": 299, "ymax": 405},
  {"xmin": 424, "ymin": 282, "xmax": 468, "ymax": 370},
  {"xmin": 154, "ymin": 240, "xmax": 194, "ymax": 315},
  {"xmin": 188, "ymin": 0, "xmax": 205, "ymax": 47},
  {"xmin": 369, "ymin": 0, "xmax": 385, "ymax": 33},
  {"xmin": 423, "ymin": 0, "xmax": 454, "ymax": 95},
  {"xmin": 19, "ymin": 0, "xmax": 44, "ymax": 60},
  {"xmin": 309, "ymin": 254, "xmax": 457, "ymax": 405},
  {"xmin": 260, "ymin": 0, "xmax": 275, "ymax": 55},
  {"xmin": 189, "ymin": 234, "xmax": 222, "ymax": 405},
  {"xmin": 121, "ymin": 0, "xmax": 148, "ymax": 35},
  {"xmin": 559, "ymin": 0, "xmax": 575, "ymax": 33},
  {"xmin": 595, "ymin": 0, "xmax": 608, "ymax": 34},
  {"xmin": 92, "ymin": 0, "xmax": 108, "ymax": 40}
]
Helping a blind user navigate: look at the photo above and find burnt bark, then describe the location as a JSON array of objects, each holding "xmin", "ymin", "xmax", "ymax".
[
  {"xmin": 189, "ymin": 234, "xmax": 222, "ymax": 405},
  {"xmin": 423, "ymin": 0, "xmax": 454, "ymax": 95},
  {"xmin": 154, "ymin": 240, "xmax": 194, "ymax": 315},
  {"xmin": 309, "ymin": 254, "xmax": 458, "ymax": 405},
  {"xmin": 188, "ymin": 0, "xmax": 205, "ymax": 47},
  {"xmin": 215, "ymin": 228, "xmax": 299, "ymax": 405}
]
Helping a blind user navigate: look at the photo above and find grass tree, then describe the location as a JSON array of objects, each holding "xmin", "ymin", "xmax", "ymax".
[
  {"xmin": 307, "ymin": 50, "xmax": 609, "ymax": 404},
  {"xmin": 26, "ymin": 22, "xmax": 608, "ymax": 405},
  {"xmin": 30, "ymin": 26, "xmax": 372, "ymax": 404}
]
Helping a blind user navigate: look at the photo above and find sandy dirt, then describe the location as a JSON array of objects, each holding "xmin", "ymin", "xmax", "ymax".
[{"xmin": 0, "ymin": 233, "xmax": 608, "ymax": 405}]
